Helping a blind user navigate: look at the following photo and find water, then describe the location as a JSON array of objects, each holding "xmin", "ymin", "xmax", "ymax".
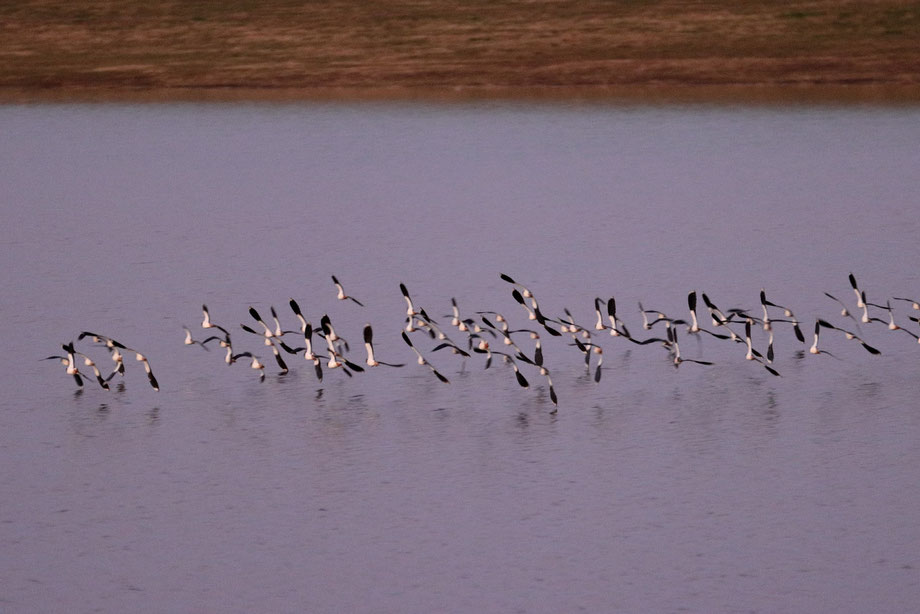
[{"xmin": 2, "ymin": 103, "xmax": 919, "ymax": 613}]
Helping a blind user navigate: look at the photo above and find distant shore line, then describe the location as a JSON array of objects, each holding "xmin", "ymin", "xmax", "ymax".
[{"xmin": 4, "ymin": 83, "xmax": 920, "ymax": 105}]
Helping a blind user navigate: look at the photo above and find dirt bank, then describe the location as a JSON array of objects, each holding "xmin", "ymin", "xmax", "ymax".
[{"xmin": 2, "ymin": 0, "xmax": 919, "ymax": 103}]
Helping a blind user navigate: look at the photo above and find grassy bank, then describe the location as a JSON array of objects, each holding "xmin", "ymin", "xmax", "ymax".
[{"xmin": 1, "ymin": 0, "xmax": 919, "ymax": 103}]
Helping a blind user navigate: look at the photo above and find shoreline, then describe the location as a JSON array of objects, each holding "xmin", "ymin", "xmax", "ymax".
[{"xmin": 4, "ymin": 83, "xmax": 920, "ymax": 106}]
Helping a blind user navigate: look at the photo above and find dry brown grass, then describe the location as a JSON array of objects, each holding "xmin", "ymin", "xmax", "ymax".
[{"xmin": 2, "ymin": 0, "xmax": 919, "ymax": 102}]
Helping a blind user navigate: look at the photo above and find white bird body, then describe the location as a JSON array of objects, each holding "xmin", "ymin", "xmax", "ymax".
[
  {"xmin": 400, "ymin": 283, "xmax": 418, "ymax": 317},
  {"xmin": 332, "ymin": 275, "xmax": 364, "ymax": 306}
]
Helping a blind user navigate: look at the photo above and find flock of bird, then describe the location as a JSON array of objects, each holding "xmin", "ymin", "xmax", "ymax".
[
  {"xmin": 49, "ymin": 273, "xmax": 920, "ymax": 412},
  {"xmin": 45, "ymin": 334, "xmax": 159, "ymax": 392}
]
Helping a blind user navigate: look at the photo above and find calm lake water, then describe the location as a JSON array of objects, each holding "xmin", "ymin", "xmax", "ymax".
[{"xmin": 2, "ymin": 103, "xmax": 919, "ymax": 613}]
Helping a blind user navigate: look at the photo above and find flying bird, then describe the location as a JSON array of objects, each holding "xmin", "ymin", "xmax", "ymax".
[
  {"xmin": 363, "ymin": 325, "xmax": 405, "ymax": 367},
  {"xmin": 332, "ymin": 275, "xmax": 365, "ymax": 306},
  {"xmin": 401, "ymin": 331, "xmax": 449, "ymax": 383}
]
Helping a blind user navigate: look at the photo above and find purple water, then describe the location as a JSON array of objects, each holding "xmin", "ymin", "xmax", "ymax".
[{"xmin": 1, "ymin": 103, "xmax": 919, "ymax": 613}]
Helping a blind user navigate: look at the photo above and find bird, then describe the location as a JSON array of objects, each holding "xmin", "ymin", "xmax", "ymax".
[
  {"xmin": 638, "ymin": 301, "xmax": 654, "ymax": 330},
  {"xmin": 744, "ymin": 321, "xmax": 780, "ymax": 376},
  {"xmin": 742, "ymin": 319, "xmax": 760, "ymax": 361},
  {"xmin": 823, "ymin": 291, "xmax": 851, "ymax": 317},
  {"xmin": 478, "ymin": 311, "xmax": 509, "ymax": 330},
  {"xmin": 530, "ymin": 331, "xmax": 545, "ymax": 367},
  {"xmin": 324, "ymin": 335, "xmax": 351, "ymax": 377},
  {"xmin": 488, "ymin": 350, "xmax": 531, "ymax": 388},
  {"xmin": 239, "ymin": 320, "xmax": 295, "ymax": 360},
  {"xmin": 687, "ymin": 291, "xmax": 701, "ymax": 333},
  {"xmin": 505, "ymin": 329, "xmax": 544, "ymax": 367},
  {"xmin": 555, "ymin": 304, "xmax": 583, "ymax": 335},
  {"xmin": 480, "ymin": 316, "xmax": 534, "ymax": 361},
  {"xmin": 589, "ymin": 344, "xmax": 605, "ymax": 382},
  {"xmin": 78, "ymin": 341, "xmax": 159, "ymax": 391},
  {"xmin": 401, "ymin": 331, "xmax": 449, "ymax": 383},
  {"xmin": 271, "ymin": 320, "xmax": 326, "ymax": 380},
  {"xmin": 232, "ymin": 352, "xmax": 266, "ymax": 381},
  {"xmin": 74, "ymin": 349, "xmax": 112, "ymax": 390},
  {"xmin": 267, "ymin": 339, "xmax": 289, "ymax": 374},
  {"xmin": 247, "ymin": 306, "xmax": 277, "ymax": 338},
  {"xmin": 569, "ymin": 335, "xmax": 596, "ymax": 371},
  {"xmin": 183, "ymin": 325, "xmax": 221, "ymax": 350},
  {"xmin": 668, "ymin": 327, "xmax": 713, "ymax": 368},
  {"xmin": 539, "ymin": 367, "xmax": 559, "ymax": 411},
  {"xmin": 499, "ymin": 273, "xmax": 534, "ymax": 298},
  {"xmin": 892, "ymin": 296, "xmax": 920, "ymax": 311},
  {"xmin": 56, "ymin": 272, "xmax": 920, "ymax": 399},
  {"xmin": 47, "ymin": 342, "xmax": 89, "ymax": 389},
  {"xmin": 320, "ymin": 318, "xmax": 363, "ymax": 374},
  {"xmin": 77, "ymin": 335, "xmax": 153, "ymax": 386},
  {"xmin": 760, "ymin": 290, "xmax": 806, "ymax": 343},
  {"xmin": 289, "ymin": 298, "xmax": 308, "ymax": 333},
  {"xmin": 511, "ymin": 288, "xmax": 538, "ymax": 321},
  {"xmin": 221, "ymin": 338, "xmax": 237, "ymax": 365},
  {"xmin": 104, "ymin": 346, "xmax": 127, "ymax": 381},
  {"xmin": 446, "ymin": 297, "xmax": 485, "ymax": 336},
  {"xmin": 816, "ymin": 319, "xmax": 882, "ymax": 354},
  {"xmin": 270, "ymin": 306, "xmax": 298, "ymax": 338},
  {"xmin": 134, "ymin": 351, "xmax": 160, "ymax": 391},
  {"xmin": 363, "ymin": 325, "xmax": 405, "ymax": 367},
  {"xmin": 471, "ymin": 340, "xmax": 496, "ymax": 370},
  {"xmin": 644, "ymin": 312, "xmax": 688, "ymax": 331},
  {"xmin": 605, "ymin": 297, "xmax": 629, "ymax": 337},
  {"xmin": 823, "ymin": 292, "xmax": 862, "ymax": 327},
  {"xmin": 879, "ymin": 301, "xmax": 920, "ymax": 341},
  {"xmin": 907, "ymin": 315, "xmax": 920, "ymax": 343},
  {"xmin": 77, "ymin": 331, "xmax": 129, "ymax": 351},
  {"xmin": 241, "ymin": 307, "xmax": 299, "ymax": 353},
  {"xmin": 332, "ymin": 275, "xmax": 365, "ymax": 306},
  {"xmin": 701, "ymin": 293, "xmax": 731, "ymax": 328},
  {"xmin": 638, "ymin": 303, "xmax": 693, "ymax": 338},
  {"xmin": 499, "ymin": 274, "xmax": 558, "ymax": 334},
  {"xmin": 809, "ymin": 319, "xmax": 838, "ymax": 359},
  {"xmin": 500, "ymin": 273, "xmax": 547, "ymax": 321},
  {"xmin": 77, "ymin": 332, "xmax": 134, "ymax": 382},
  {"xmin": 201, "ymin": 305, "xmax": 229, "ymax": 336},
  {"xmin": 400, "ymin": 283, "xmax": 419, "ymax": 318},
  {"xmin": 319, "ymin": 314, "xmax": 350, "ymax": 354},
  {"xmin": 298, "ymin": 322, "xmax": 325, "ymax": 380},
  {"xmin": 299, "ymin": 322, "xmax": 319, "ymax": 360},
  {"xmin": 849, "ymin": 272, "xmax": 865, "ymax": 308},
  {"xmin": 413, "ymin": 308, "xmax": 450, "ymax": 341},
  {"xmin": 446, "ymin": 297, "xmax": 463, "ymax": 327},
  {"xmin": 431, "ymin": 338, "xmax": 472, "ymax": 359},
  {"xmin": 44, "ymin": 353, "xmax": 82, "ymax": 388},
  {"xmin": 858, "ymin": 291, "xmax": 889, "ymax": 325},
  {"xmin": 593, "ymin": 297, "xmax": 608, "ymax": 331}
]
